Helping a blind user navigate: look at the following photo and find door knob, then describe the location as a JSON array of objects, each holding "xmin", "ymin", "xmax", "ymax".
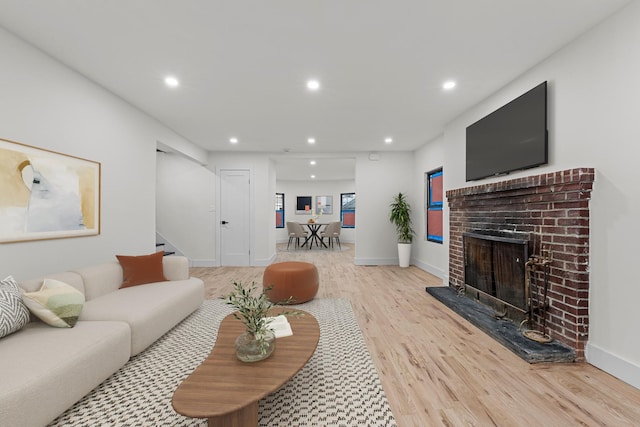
[{"xmin": 221, "ymin": 220, "xmax": 229, "ymax": 225}]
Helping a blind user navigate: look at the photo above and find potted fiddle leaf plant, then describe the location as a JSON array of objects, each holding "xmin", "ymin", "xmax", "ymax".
[
  {"xmin": 389, "ymin": 192, "xmax": 415, "ymax": 267},
  {"xmin": 222, "ymin": 281, "xmax": 299, "ymax": 362}
]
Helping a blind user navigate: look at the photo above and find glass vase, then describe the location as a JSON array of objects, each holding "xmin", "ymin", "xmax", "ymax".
[{"xmin": 235, "ymin": 329, "xmax": 276, "ymax": 362}]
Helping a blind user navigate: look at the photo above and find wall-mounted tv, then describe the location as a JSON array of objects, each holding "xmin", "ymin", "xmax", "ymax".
[{"xmin": 466, "ymin": 81, "xmax": 548, "ymax": 181}]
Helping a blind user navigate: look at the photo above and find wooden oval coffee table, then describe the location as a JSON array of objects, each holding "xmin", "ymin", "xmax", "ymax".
[{"xmin": 172, "ymin": 308, "xmax": 319, "ymax": 426}]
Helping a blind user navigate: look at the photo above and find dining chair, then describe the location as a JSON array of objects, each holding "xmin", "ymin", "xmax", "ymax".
[
  {"xmin": 286, "ymin": 221, "xmax": 309, "ymax": 250},
  {"xmin": 320, "ymin": 221, "xmax": 342, "ymax": 249}
]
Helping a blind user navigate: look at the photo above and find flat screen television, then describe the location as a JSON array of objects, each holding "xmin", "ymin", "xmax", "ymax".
[{"xmin": 466, "ymin": 81, "xmax": 548, "ymax": 181}]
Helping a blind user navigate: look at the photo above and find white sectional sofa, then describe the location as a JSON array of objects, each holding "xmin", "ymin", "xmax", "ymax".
[{"xmin": 0, "ymin": 255, "xmax": 204, "ymax": 427}]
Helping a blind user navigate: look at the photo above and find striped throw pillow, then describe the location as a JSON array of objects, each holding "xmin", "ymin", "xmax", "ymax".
[{"xmin": 0, "ymin": 275, "xmax": 30, "ymax": 338}]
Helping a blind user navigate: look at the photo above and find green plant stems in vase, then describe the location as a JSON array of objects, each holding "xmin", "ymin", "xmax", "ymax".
[
  {"xmin": 222, "ymin": 281, "xmax": 300, "ymax": 362},
  {"xmin": 389, "ymin": 192, "xmax": 415, "ymax": 243},
  {"xmin": 390, "ymin": 192, "xmax": 415, "ymax": 267}
]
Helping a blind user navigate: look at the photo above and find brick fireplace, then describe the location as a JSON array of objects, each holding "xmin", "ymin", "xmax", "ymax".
[{"xmin": 447, "ymin": 168, "xmax": 594, "ymax": 360}]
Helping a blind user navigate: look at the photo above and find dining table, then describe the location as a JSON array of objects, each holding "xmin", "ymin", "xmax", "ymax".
[{"xmin": 302, "ymin": 222, "xmax": 328, "ymax": 249}]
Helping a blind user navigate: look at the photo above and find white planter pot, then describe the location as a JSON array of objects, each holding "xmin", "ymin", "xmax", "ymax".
[{"xmin": 397, "ymin": 243, "xmax": 411, "ymax": 268}]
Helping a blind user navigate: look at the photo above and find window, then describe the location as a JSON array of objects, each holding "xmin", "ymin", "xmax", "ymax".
[
  {"xmin": 426, "ymin": 168, "xmax": 443, "ymax": 243},
  {"xmin": 340, "ymin": 193, "xmax": 356, "ymax": 228},
  {"xmin": 275, "ymin": 193, "xmax": 284, "ymax": 228}
]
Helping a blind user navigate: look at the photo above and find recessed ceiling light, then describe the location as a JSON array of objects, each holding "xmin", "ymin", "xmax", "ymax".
[
  {"xmin": 384, "ymin": 137, "xmax": 393, "ymax": 144},
  {"xmin": 310, "ymin": 160, "xmax": 316, "ymax": 165},
  {"xmin": 310, "ymin": 174, "xmax": 316, "ymax": 179},
  {"xmin": 443, "ymin": 80, "xmax": 456, "ymax": 90},
  {"xmin": 164, "ymin": 76, "xmax": 179, "ymax": 88},
  {"xmin": 229, "ymin": 137, "xmax": 239, "ymax": 144},
  {"xmin": 307, "ymin": 137, "xmax": 316, "ymax": 144},
  {"xmin": 306, "ymin": 79, "xmax": 320, "ymax": 91}
]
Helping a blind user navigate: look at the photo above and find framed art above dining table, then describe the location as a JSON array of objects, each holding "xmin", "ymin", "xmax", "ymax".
[{"xmin": 315, "ymin": 195, "xmax": 332, "ymax": 214}]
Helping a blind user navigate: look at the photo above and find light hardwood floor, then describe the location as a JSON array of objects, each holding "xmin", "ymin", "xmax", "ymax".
[{"xmin": 190, "ymin": 243, "xmax": 640, "ymax": 427}]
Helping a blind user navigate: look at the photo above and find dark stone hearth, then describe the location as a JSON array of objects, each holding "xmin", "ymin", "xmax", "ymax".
[{"xmin": 426, "ymin": 286, "xmax": 575, "ymax": 363}]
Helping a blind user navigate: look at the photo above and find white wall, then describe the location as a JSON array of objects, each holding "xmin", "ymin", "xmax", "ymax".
[
  {"xmin": 156, "ymin": 151, "xmax": 216, "ymax": 265},
  {"xmin": 417, "ymin": 1, "xmax": 640, "ymax": 388},
  {"xmin": 0, "ymin": 27, "xmax": 200, "ymax": 280},
  {"xmin": 275, "ymin": 180, "xmax": 356, "ymax": 244},
  {"xmin": 412, "ymin": 134, "xmax": 447, "ymax": 279},
  {"xmin": 268, "ymin": 158, "xmax": 277, "ymax": 257},
  {"xmin": 354, "ymin": 152, "xmax": 414, "ymax": 265}
]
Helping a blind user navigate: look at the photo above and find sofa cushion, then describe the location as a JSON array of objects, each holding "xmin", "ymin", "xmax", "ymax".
[
  {"xmin": 0, "ymin": 320, "xmax": 130, "ymax": 427},
  {"xmin": 80, "ymin": 278, "xmax": 204, "ymax": 355},
  {"xmin": 22, "ymin": 279, "xmax": 85, "ymax": 328},
  {"xmin": 73, "ymin": 262, "xmax": 123, "ymax": 301},
  {"xmin": 161, "ymin": 255, "xmax": 190, "ymax": 281},
  {"xmin": 0, "ymin": 276, "xmax": 30, "ymax": 338},
  {"xmin": 116, "ymin": 251, "xmax": 167, "ymax": 288}
]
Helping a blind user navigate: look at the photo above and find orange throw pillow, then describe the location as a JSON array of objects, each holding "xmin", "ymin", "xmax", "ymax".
[{"xmin": 116, "ymin": 251, "xmax": 167, "ymax": 288}]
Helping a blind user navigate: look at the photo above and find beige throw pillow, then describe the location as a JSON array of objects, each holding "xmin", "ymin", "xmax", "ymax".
[{"xmin": 22, "ymin": 278, "xmax": 85, "ymax": 328}]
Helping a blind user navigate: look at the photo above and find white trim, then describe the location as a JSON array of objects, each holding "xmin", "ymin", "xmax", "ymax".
[
  {"xmin": 189, "ymin": 259, "xmax": 218, "ymax": 267},
  {"xmin": 412, "ymin": 259, "xmax": 445, "ymax": 279},
  {"xmin": 586, "ymin": 342, "xmax": 640, "ymax": 390},
  {"xmin": 354, "ymin": 257, "xmax": 398, "ymax": 266},
  {"xmin": 254, "ymin": 252, "xmax": 277, "ymax": 267}
]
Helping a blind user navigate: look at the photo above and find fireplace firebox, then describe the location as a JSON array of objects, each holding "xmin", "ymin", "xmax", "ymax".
[{"xmin": 463, "ymin": 231, "xmax": 529, "ymax": 323}]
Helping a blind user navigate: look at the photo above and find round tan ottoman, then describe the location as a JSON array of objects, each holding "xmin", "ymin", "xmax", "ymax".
[{"xmin": 263, "ymin": 261, "xmax": 319, "ymax": 304}]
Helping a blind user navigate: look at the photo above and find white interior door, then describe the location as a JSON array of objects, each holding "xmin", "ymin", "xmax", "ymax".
[{"xmin": 220, "ymin": 169, "xmax": 250, "ymax": 266}]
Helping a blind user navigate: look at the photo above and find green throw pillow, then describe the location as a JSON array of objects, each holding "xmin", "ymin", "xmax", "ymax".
[{"xmin": 22, "ymin": 278, "xmax": 85, "ymax": 328}]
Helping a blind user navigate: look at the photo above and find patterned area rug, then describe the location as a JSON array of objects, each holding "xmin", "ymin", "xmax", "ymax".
[{"xmin": 49, "ymin": 298, "xmax": 397, "ymax": 426}]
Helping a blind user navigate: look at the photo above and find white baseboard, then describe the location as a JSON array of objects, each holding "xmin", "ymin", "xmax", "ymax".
[
  {"xmin": 254, "ymin": 252, "xmax": 277, "ymax": 267},
  {"xmin": 586, "ymin": 342, "xmax": 640, "ymax": 390},
  {"xmin": 412, "ymin": 259, "xmax": 445, "ymax": 280},
  {"xmin": 354, "ymin": 257, "xmax": 397, "ymax": 266},
  {"xmin": 353, "ymin": 258, "xmax": 446, "ymax": 278},
  {"xmin": 189, "ymin": 259, "xmax": 218, "ymax": 267},
  {"xmin": 189, "ymin": 256, "xmax": 276, "ymax": 268}
]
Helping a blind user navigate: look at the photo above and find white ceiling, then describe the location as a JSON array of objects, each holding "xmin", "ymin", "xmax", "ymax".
[{"xmin": 0, "ymin": 0, "xmax": 632, "ymax": 180}]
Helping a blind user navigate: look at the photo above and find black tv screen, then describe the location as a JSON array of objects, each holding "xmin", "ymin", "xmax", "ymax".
[{"xmin": 466, "ymin": 81, "xmax": 548, "ymax": 181}]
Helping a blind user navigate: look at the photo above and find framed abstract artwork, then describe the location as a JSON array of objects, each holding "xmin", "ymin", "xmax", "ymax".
[
  {"xmin": 296, "ymin": 196, "xmax": 313, "ymax": 214},
  {"xmin": 315, "ymin": 195, "xmax": 333, "ymax": 214},
  {"xmin": 0, "ymin": 137, "xmax": 101, "ymax": 243}
]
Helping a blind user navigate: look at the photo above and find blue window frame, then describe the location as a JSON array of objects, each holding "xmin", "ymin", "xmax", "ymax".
[
  {"xmin": 426, "ymin": 168, "xmax": 443, "ymax": 243},
  {"xmin": 340, "ymin": 193, "xmax": 355, "ymax": 228},
  {"xmin": 275, "ymin": 193, "xmax": 284, "ymax": 228}
]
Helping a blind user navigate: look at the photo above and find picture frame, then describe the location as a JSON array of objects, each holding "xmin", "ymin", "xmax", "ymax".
[
  {"xmin": 296, "ymin": 195, "xmax": 313, "ymax": 214},
  {"xmin": 0, "ymin": 137, "xmax": 101, "ymax": 243},
  {"xmin": 316, "ymin": 195, "xmax": 333, "ymax": 214}
]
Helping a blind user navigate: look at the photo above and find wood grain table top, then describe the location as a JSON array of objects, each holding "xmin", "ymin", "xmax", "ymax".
[{"xmin": 172, "ymin": 308, "xmax": 320, "ymax": 420}]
